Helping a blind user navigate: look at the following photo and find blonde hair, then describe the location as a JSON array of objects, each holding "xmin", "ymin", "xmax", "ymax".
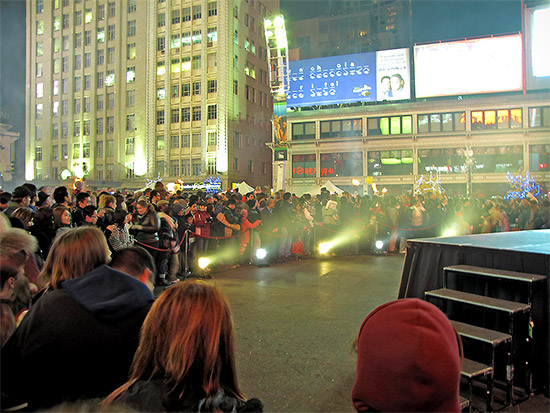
[
  {"xmin": 38, "ymin": 227, "xmax": 110, "ymax": 289},
  {"xmin": 98, "ymin": 194, "xmax": 116, "ymax": 210},
  {"xmin": 11, "ymin": 207, "xmax": 35, "ymax": 228}
]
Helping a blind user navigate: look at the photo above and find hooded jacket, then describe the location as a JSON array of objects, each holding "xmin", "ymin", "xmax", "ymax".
[{"xmin": 1, "ymin": 265, "xmax": 153, "ymax": 411}]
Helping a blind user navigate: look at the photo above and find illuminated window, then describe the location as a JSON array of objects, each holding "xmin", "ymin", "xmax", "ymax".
[
  {"xmin": 97, "ymin": 28, "xmax": 105, "ymax": 43},
  {"xmin": 207, "ymin": 27, "xmax": 217, "ymax": 44},
  {"xmin": 171, "ymin": 58, "xmax": 180, "ymax": 73},
  {"xmin": 36, "ymin": 20, "xmax": 44, "ymax": 35},
  {"xmin": 105, "ymin": 70, "xmax": 115, "ymax": 87},
  {"xmin": 54, "ymin": 38, "xmax": 60, "ymax": 53},
  {"xmin": 192, "ymin": 30, "xmax": 201, "ymax": 44},
  {"xmin": 36, "ymin": 104, "xmax": 43, "ymax": 119},
  {"xmin": 182, "ymin": 56, "xmax": 191, "ymax": 71},
  {"xmin": 127, "ymin": 43, "xmax": 136, "ymax": 59},
  {"xmin": 182, "ymin": 32, "xmax": 191, "ymax": 46},
  {"xmin": 156, "ymin": 135, "xmax": 165, "ymax": 150},
  {"xmin": 157, "ymin": 61, "xmax": 165, "ymax": 76},
  {"xmin": 367, "ymin": 116, "xmax": 411, "ymax": 136},
  {"xmin": 170, "ymin": 34, "xmax": 180, "ymax": 49},
  {"xmin": 54, "ymin": 16, "xmax": 61, "ymax": 31},
  {"xmin": 127, "ymin": 66, "xmax": 135, "ymax": 83},
  {"xmin": 36, "ymin": 42, "xmax": 43, "ymax": 57},
  {"xmin": 157, "ymin": 87, "xmax": 165, "ymax": 100},
  {"xmin": 368, "ymin": 150, "xmax": 412, "ymax": 176},
  {"xmin": 85, "ymin": 8, "xmax": 92, "ymax": 23}
]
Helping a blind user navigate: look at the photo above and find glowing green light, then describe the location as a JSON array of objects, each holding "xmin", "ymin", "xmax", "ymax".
[
  {"xmin": 198, "ymin": 257, "xmax": 210, "ymax": 269},
  {"xmin": 273, "ymin": 15, "xmax": 285, "ymax": 27},
  {"xmin": 264, "ymin": 18, "xmax": 272, "ymax": 28},
  {"xmin": 60, "ymin": 169, "xmax": 72, "ymax": 180}
]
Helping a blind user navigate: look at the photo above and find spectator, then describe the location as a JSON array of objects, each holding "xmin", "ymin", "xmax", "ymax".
[
  {"xmin": 29, "ymin": 207, "xmax": 56, "ymax": 259},
  {"xmin": 1, "ymin": 227, "xmax": 153, "ymax": 410},
  {"xmin": 130, "ymin": 200, "xmax": 160, "ymax": 275},
  {"xmin": 103, "ymin": 280, "xmax": 263, "ymax": 412},
  {"xmin": 72, "ymin": 192, "xmax": 91, "ymax": 227},
  {"xmin": 0, "ymin": 191, "xmax": 11, "ymax": 211},
  {"xmin": 352, "ymin": 298, "xmax": 461, "ymax": 412},
  {"xmin": 4, "ymin": 186, "xmax": 32, "ymax": 218},
  {"xmin": 106, "ymin": 209, "xmax": 134, "ymax": 251},
  {"xmin": 53, "ymin": 205, "xmax": 72, "ymax": 235},
  {"xmin": 81, "ymin": 205, "xmax": 99, "ymax": 226},
  {"xmin": 51, "ymin": 186, "xmax": 71, "ymax": 209},
  {"xmin": 110, "ymin": 246, "xmax": 156, "ymax": 292}
]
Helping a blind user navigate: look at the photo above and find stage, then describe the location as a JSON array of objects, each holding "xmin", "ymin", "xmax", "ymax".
[{"xmin": 398, "ymin": 229, "xmax": 549, "ymax": 395}]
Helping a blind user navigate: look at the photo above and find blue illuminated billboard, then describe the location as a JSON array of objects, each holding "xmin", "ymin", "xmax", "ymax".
[{"xmin": 287, "ymin": 48, "xmax": 410, "ymax": 107}]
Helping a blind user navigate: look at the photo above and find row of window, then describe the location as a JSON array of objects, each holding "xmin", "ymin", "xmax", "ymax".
[
  {"xmin": 291, "ymin": 107, "xmax": 550, "ymax": 140},
  {"xmin": 156, "ymin": 132, "xmax": 213, "ymax": 150},
  {"xmin": 157, "ymin": 3, "xmax": 217, "ymax": 27},
  {"xmin": 37, "ymin": 0, "xmax": 135, "ymax": 18},
  {"xmin": 36, "ymin": 36, "xmax": 137, "ymax": 62},
  {"xmin": 290, "ymin": 145, "xmax": 550, "ymax": 178},
  {"xmin": 157, "ymin": 28, "xmax": 218, "ymax": 52},
  {"xmin": 157, "ymin": 80, "xmax": 217, "ymax": 100},
  {"xmin": 156, "ymin": 54, "xmax": 217, "ymax": 75},
  {"xmin": 156, "ymin": 106, "xmax": 217, "ymax": 124}
]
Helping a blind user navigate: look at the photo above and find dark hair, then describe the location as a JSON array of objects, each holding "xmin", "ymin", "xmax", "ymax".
[
  {"xmin": 22, "ymin": 183, "xmax": 37, "ymax": 197},
  {"xmin": 76, "ymin": 192, "xmax": 90, "ymax": 204},
  {"xmin": 227, "ymin": 198, "xmax": 237, "ymax": 206},
  {"xmin": 283, "ymin": 192, "xmax": 291, "ymax": 201},
  {"xmin": 82, "ymin": 205, "xmax": 97, "ymax": 219},
  {"xmin": 111, "ymin": 209, "xmax": 129, "ymax": 226},
  {"xmin": 150, "ymin": 190, "xmax": 159, "ymax": 198},
  {"xmin": 110, "ymin": 246, "xmax": 156, "ymax": 280},
  {"xmin": 1, "ymin": 266, "xmax": 19, "ymax": 288},
  {"xmin": 53, "ymin": 186, "xmax": 69, "ymax": 204},
  {"xmin": 0, "ymin": 192, "xmax": 12, "ymax": 204}
]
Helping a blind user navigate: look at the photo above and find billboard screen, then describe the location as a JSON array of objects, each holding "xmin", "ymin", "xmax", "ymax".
[
  {"xmin": 414, "ymin": 34, "xmax": 523, "ymax": 98},
  {"xmin": 287, "ymin": 48, "xmax": 410, "ymax": 107},
  {"xmin": 525, "ymin": 4, "xmax": 550, "ymax": 90}
]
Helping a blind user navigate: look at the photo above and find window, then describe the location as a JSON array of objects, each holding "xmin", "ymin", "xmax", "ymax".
[
  {"xmin": 182, "ymin": 159, "xmax": 190, "ymax": 175},
  {"xmin": 244, "ymin": 13, "xmax": 249, "ymax": 27},
  {"xmin": 83, "ymin": 142, "xmax": 90, "ymax": 158},
  {"xmin": 83, "ymin": 120, "xmax": 90, "ymax": 136},
  {"xmin": 170, "ymin": 34, "xmax": 180, "ymax": 49},
  {"xmin": 367, "ymin": 116, "xmax": 412, "ymax": 136},
  {"xmin": 207, "ymin": 27, "xmax": 217, "ymax": 44},
  {"xmin": 105, "ymin": 70, "xmax": 115, "ymax": 87},
  {"xmin": 208, "ymin": 131, "xmax": 216, "ymax": 146},
  {"xmin": 157, "ymin": 13, "xmax": 166, "ymax": 27},
  {"xmin": 157, "ymin": 37, "xmax": 166, "ymax": 52},
  {"xmin": 128, "ymin": 0, "xmax": 136, "ymax": 13},
  {"xmin": 157, "ymin": 87, "xmax": 165, "ymax": 100},
  {"xmin": 156, "ymin": 135, "xmax": 165, "ymax": 150},
  {"xmin": 96, "ymin": 164, "xmax": 103, "ymax": 180},
  {"xmin": 126, "ymin": 137, "xmax": 135, "ymax": 154},
  {"xmin": 107, "ymin": 116, "xmax": 114, "ymax": 133},
  {"xmin": 169, "ymin": 85, "xmax": 178, "ymax": 98},
  {"xmin": 181, "ymin": 107, "xmax": 190, "ymax": 122},
  {"xmin": 96, "ymin": 140, "xmax": 103, "ymax": 157},
  {"xmin": 127, "ymin": 66, "xmax": 135, "ymax": 83},
  {"xmin": 182, "ymin": 32, "xmax": 192, "ymax": 46},
  {"xmin": 157, "ymin": 61, "xmax": 166, "ymax": 76},
  {"xmin": 74, "ymin": 33, "xmax": 82, "ymax": 48},
  {"xmin": 62, "ymin": 78, "xmax": 69, "ymax": 93},
  {"xmin": 61, "ymin": 100, "xmax": 68, "ymax": 115},
  {"xmin": 108, "ymin": 25, "xmax": 115, "ymax": 41},
  {"xmin": 35, "ymin": 125, "xmax": 43, "ymax": 141},
  {"xmin": 368, "ymin": 150, "xmax": 412, "ymax": 176},
  {"xmin": 62, "ymin": 124, "xmax": 68, "ymax": 139},
  {"xmin": 96, "ymin": 118, "xmax": 103, "ymax": 134},
  {"xmin": 192, "ymin": 30, "xmax": 201, "ymax": 44},
  {"xmin": 207, "ymin": 105, "xmax": 217, "ymax": 120},
  {"xmin": 192, "ymin": 107, "xmax": 201, "ymax": 121},
  {"xmin": 171, "ymin": 58, "xmax": 181, "ymax": 73},
  {"xmin": 96, "ymin": 72, "xmax": 104, "ymax": 88},
  {"xmin": 234, "ymin": 158, "xmax": 239, "ymax": 171},
  {"xmin": 192, "ymin": 160, "xmax": 201, "ymax": 175},
  {"xmin": 98, "ymin": 4, "xmax": 105, "ymax": 20},
  {"xmin": 75, "ymin": 10, "xmax": 82, "ymax": 25},
  {"xmin": 171, "ymin": 108, "xmax": 180, "ymax": 123},
  {"xmin": 171, "ymin": 9, "xmax": 180, "ymax": 24},
  {"xmin": 192, "ymin": 133, "xmax": 201, "ymax": 147},
  {"xmin": 53, "ymin": 101, "xmax": 59, "ymax": 116},
  {"xmin": 157, "ymin": 110, "xmax": 165, "ymax": 125},
  {"xmin": 248, "ymin": 160, "xmax": 254, "ymax": 173},
  {"xmin": 97, "ymin": 27, "xmax": 105, "ymax": 43},
  {"xmin": 471, "ymin": 145, "xmax": 523, "ymax": 174},
  {"xmin": 207, "ymin": 53, "xmax": 217, "ymax": 70},
  {"xmin": 529, "ymin": 144, "xmax": 550, "ymax": 172},
  {"xmin": 36, "ymin": 0, "xmax": 44, "ymax": 13},
  {"xmin": 182, "ymin": 133, "xmax": 190, "ymax": 147},
  {"xmin": 107, "ymin": 93, "xmax": 115, "ymax": 110},
  {"xmin": 35, "ymin": 147, "xmax": 43, "ymax": 161},
  {"xmin": 528, "ymin": 106, "xmax": 550, "ymax": 128},
  {"xmin": 126, "ymin": 114, "xmax": 135, "ymax": 131},
  {"xmin": 84, "ymin": 52, "xmax": 91, "ymax": 68},
  {"xmin": 207, "ymin": 79, "xmax": 217, "ymax": 93},
  {"xmin": 234, "ymin": 5, "xmax": 238, "ymax": 19},
  {"xmin": 85, "ymin": 8, "xmax": 92, "ymax": 23},
  {"xmin": 170, "ymin": 161, "xmax": 180, "ymax": 177},
  {"xmin": 292, "ymin": 122, "xmax": 315, "ymax": 140},
  {"xmin": 471, "ymin": 110, "xmax": 497, "ymax": 130},
  {"xmin": 127, "ymin": 90, "xmax": 135, "ymax": 107},
  {"xmin": 127, "ymin": 20, "xmax": 136, "ymax": 36},
  {"xmin": 233, "ymin": 80, "xmax": 238, "ymax": 95},
  {"xmin": 74, "ymin": 54, "xmax": 82, "ymax": 70},
  {"xmin": 171, "ymin": 134, "xmax": 179, "ymax": 148},
  {"xmin": 52, "ymin": 145, "xmax": 59, "ymax": 160},
  {"xmin": 181, "ymin": 83, "xmax": 190, "ymax": 97},
  {"xmin": 192, "ymin": 55, "xmax": 201, "ymax": 70},
  {"xmin": 244, "ymin": 61, "xmax": 255, "ymax": 78},
  {"xmin": 193, "ymin": 5, "xmax": 201, "ymax": 19},
  {"xmin": 62, "ymin": 14, "xmax": 69, "ymax": 29},
  {"xmin": 182, "ymin": 7, "xmax": 191, "ymax": 22},
  {"xmin": 84, "ymin": 75, "xmax": 91, "ymax": 90},
  {"xmin": 74, "ymin": 76, "xmax": 81, "ymax": 92},
  {"xmin": 192, "ymin": 81, "xmax": 201, "ymax": 95},
  {"xmin": 83, "ymin": 96, "xmax": 90, "ymax": 112},
  {"xmin": 127, "ymin": 43, "xmax": 136, "ymax": 59},
  {"xmin": 208, "ymin": 2, "xmax": 217, "ymax": 16},
  {"xmin": 36, "ymin": 42, "xmax": 43, "ymax": 57},
  {"xmin": 417, "ymin": 112, "xmax": 466, "ymax": 133},
  {"xmin": 73, "ymin": 121, "xmax": 81, "ymax": 137},
  {"xmin": 107, "ymin": 140, "xmax": 114, "ymax": 157},
  {"xmin": 108, "ymin": 2, "xmax": 116, "ymax": 17}
]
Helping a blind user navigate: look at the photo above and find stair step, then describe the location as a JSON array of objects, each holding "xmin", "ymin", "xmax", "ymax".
[
  {"xmin": 462, "ymin": 358, "xmax": 493, "ymax": 379},
  {"xmin": 451, "ymin": 320, "xmax": 512, "ymax": 346},
  {"xmin": 444, "ymin": 265, "xmax": 547, "ymax": 284},
  {"xmin": 459, "ymin": 395, "xmax": 470, "ymax": 410},
  {"xmin": 426, "ymin": 289, "xmax": 531, "ymax": 314}
]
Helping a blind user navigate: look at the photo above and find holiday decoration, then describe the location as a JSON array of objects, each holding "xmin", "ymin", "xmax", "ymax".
[
  {"xmin": 505, "ymin": 171, "xmax": 541, "ymax": 199},
  {"xmin": 414, "ymin": 171, "xmax": 445, "ymax": 196},
  {"xmin": 146, "ymin": 172, "xmax": 162, "ymax": 187}
]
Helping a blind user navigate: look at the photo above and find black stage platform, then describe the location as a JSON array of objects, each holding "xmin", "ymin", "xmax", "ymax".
[{"xmin": 398, "ymin": 229, "xmax": 549, "ymax": 395}]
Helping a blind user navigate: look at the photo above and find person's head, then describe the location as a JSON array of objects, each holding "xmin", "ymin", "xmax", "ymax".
[
  {"xmin": 171, "ymin": 203, "xmax": 185, "ymax": 216},
  {"xmin": 76, "ymin": 192, "xmax": 91, "ymax": 208},
  {"xmin": 0, "ymin": 192, "xmax": 11, "ymax": 210},
  {"xmin": 110, "ymin": 246, "xmax": 156, "ymax": 291},
  {"xmin": 53, "ymin": 186, "xmax": 70, "ymax": 205},
  {"xmin": 267, "ymin": 198, "xmax": 275, "ymax": 209},
  {"xmin": 390, "ymin": 73, "xmax": 405, "ymax": 92},
  {"xmin": 104, "ymin": 280, "xmax": 243, "ymax": 407},
  {"xmin": 246, "ymin": 192, "xmax": 255, "ymax": 201},
  {"xmin": 380, "ymin": 75, "xmax": 391, "ymax": 92},
  {"xmin": 1, "ymin": 266, "xmax": 21, "ymax": 300},
  {"xmin": 157, "ymin": 200, "xmax": 170, "ymax": 212},
  {"xmin": 38, "ymin": 227, "xmax": 111, "ymax": 289},
  {"xmin": 11, "ymin": 186, "xmax": 32, "ymax": 207},
  {"xmin": 352, "ymin": 298, "xmax": 461, "ymax": 412},
  {"xmin": 246, "ymin": 199, "xmax": 257, "ymax": 210},
  {"xmin": 136, "ymin": 200, "xmax": 149, "ymax": 216},
  {"xmin": 11, "ymin": 207, "xmax": 35, "ymax": 229},
  {"xmin": 82, "ymin": 205, "xmax": 98, "ymax": 225},
  {"xmin": 227, "ymin": 198, "xmax": 237, "ymax": 209},
  {"xmin": 22, "ymin": 183, "xmax": 38, "ymax": 204},
  {"xmin": 53, "ymin": 205, "xmax": 72, "ymax": 228},
  {"xmin": 30, "ymin": 207, "xmax": 55, "ymax": 232},
  {"xmin": 36, "ymin": 191, "xmax": 52, "ymax": 208},
  {"xmin": 99, "ymin": 194, "xmax": 116, "ymax": 210},
  {"xmin": 150, "ymin": 190, "xmax": 160, "ymax": 203}
]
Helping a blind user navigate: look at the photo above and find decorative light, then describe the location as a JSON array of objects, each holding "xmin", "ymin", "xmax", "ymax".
[
  {"xmin": 414, "ymin": 171, "xmax": 445, "ymax": 196},
  {"xmin": 146, "ymin": 172, "xmax": 162, "ymax": 187},
  {"xmin": 505, "ymin": 171, "xmax": 541, "ymax": 199},
  {"xmin": 198, "ymin": 257, "xmax": 210, "ymax": 269}
]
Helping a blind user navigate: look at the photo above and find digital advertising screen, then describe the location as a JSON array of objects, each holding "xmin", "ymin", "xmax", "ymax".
[
  {"xmin": 525, "ymin": 4, "xmax": 550, "ymax": 90},
  {"xmin": 414, "ymin": 34, "xmax": 523, "ymax": 98},
  {"xmin": 287, "ymin": 48, "xmax": 410, "ymax": 107}
]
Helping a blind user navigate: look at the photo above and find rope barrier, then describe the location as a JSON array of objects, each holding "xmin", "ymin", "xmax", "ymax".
[{"xmin": 374, "ymin": 221, "xmax": 439, "ymax": 231}]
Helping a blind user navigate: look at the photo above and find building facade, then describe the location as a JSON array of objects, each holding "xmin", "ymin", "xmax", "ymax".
[
  {"xmin": 26, "ymin": 0, "xmax": 278, "ymax": 190},
  {"xmin": 287, "ymin": 0, "xmax": 411, "ymax": 60},
  {"xmin": 279, "ymin": 91, "xmax": 550, "ymax": 197}
]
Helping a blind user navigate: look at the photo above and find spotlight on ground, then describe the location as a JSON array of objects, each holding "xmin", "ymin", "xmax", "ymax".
[
  {"xmin": 253, "ymin": 248, "xmax": 270, "ymax": 267},
  {"xmin": 442, "ymin": 226, "xmax": 457, "ymax": 237},
  {"xmin": 318, "ymin": 242, "xmax": 333, "ymax": 255},
  {"xmin": 256, "ymin": 248, "xmax": 267, "ymax": 260},
  {"xmin": 375, "ymin": 240, "xmax": 384, "ymax": 250},
  {"xmin": 198, "ymin": 257, "xmax": 211, "ymax": 270}
]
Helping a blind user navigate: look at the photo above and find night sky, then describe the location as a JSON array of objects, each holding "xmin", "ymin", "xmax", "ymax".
[{"xmin": 280, "ymin": 0, "xmax": 522, "ymax": 44}]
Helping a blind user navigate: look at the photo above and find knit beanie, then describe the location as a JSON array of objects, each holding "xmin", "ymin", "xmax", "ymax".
[{"xmin": 352, "ymin": 298, "xmax": 461, "ymax": 412}]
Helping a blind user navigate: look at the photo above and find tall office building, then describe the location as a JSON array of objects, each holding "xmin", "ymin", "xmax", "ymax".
[
  {"xmin": 287, "ymin": 0, "xmax": 411, "ymax": 59},
  {"xmin": 26, "ymin": 0, "xmax": 278, "ymax": 189}
]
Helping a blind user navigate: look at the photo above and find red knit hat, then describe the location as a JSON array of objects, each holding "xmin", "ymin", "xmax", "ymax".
[{"xmin": 352, "ymin": 298, "xmax": 461, "ymax": 412}]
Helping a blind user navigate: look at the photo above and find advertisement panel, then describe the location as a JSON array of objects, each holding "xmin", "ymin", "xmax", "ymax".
[
  {"xmin": 414, "ymin": 34, "xmax": 523, "ymax": 98},
  {"xmin": 525, "ymin": 4, "xmax": 550, "ymax": 90},
  {"xmin": 287, "ymin": 48, "xmax": 410, "ymax": 107}
]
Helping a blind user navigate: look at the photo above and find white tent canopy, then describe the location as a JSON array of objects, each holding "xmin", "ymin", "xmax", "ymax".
[
  {"xmin": 235, "ymin": 181, "xmax": 254, "ymax": 194},
  {"xmin": 294, "ymin": 180, "xmax": 344, "ymax": 196},
  {"xmin": 323, "ymin": 180, "xmax": 344, "ymax": 194}
]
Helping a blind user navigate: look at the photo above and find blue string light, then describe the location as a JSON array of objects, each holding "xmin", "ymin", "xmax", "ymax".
[{"xmin": 505, "ymin": 171, "xmax": 541, "ymax": 200}]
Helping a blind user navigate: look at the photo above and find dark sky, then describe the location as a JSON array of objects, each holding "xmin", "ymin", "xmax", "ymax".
[{"xmin": 279, "ymin": 0, "xmax": 522, "ymax": 44}]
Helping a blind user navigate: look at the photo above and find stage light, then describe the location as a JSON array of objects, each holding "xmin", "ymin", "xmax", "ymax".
[
  {"xmin": 442, "ymin": 227, "xmax": 457, "ymax": 237},
  {"xmin": 318, "ymin": 242, "xmax": 332, "ymax": 255},
  {"xmin": 375, "ymin": 240, "xmax": 384, "ymax": 250},
  {"xmin": 256, "ymin": 248, "xmax": 267, "ymax": 260},
  {"xmin": 198, "ymin": 257, "xmax": 210, "ymax": 270}
]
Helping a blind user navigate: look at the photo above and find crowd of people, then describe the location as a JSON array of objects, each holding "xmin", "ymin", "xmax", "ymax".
[{"xmin": 1, "ymin": 180, "xmax": 547, "ymax": 411}]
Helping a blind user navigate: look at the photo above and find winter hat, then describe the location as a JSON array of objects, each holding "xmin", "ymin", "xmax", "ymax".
[
  {"xmin": 352, "ymin": 298, "xmax": 461, "ymax": 412},
  {"xmin": 157, "ymin": 200, "xmax": 170, "ymax": 210},
  {"xmin": 171, "ymin": 203, "xmax": 184, "ymax": 215},
  {"xmin": 11, "ymin": 186, "xmax": 32, "ymax": 201}
]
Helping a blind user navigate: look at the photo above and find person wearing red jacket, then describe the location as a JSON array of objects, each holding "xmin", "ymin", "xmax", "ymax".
[
  {"xmin": 193, "ymin": 202, "xmax": 212, "ymax": 257},
  {"xmin": 239, "ymin": 209, "xmax": 262, "ymax": 260}
]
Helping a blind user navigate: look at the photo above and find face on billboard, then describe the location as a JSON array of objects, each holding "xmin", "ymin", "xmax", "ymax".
[
  {"xmin": 288, "ymin": 48, "xmax": 410, "ymax": 107},
  {"xmin": 414, "ymin": 34, "xmax": 523, "ymax": 98}
]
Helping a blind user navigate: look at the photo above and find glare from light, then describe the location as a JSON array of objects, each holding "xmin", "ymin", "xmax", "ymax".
[
  {"xmin": 352, "ymin": 178, "xmax": 360, "ymax": 186},
  {"xmin": 442, "ymin": 227, "xmax": 457, "ymax": 237},
  {"xmin": 166, "ymin": 182, "xmax": 176, "ymax": 192},
  {"xmin": 318, "ymin": 242, "xmax": 332, "ymax": 254},
  {"xmin": 375, "ymin": 240, "xmax": 384, "ymax": 250},
  {"xmin": 273, "ymin": 15, "xmax": 285, "ymax": 27},
  {"xmin": 256, "ymin": 248, "xmax": 267, "ymax": 260},
  {"xmin": 265, "ymin": 29, "xmax": 273, "ymax": 38},
  {"xmin": 382, "ymin": 187, "xmax": 388, "ymax": 194},
  {"xmin": 264, "ymin": 19, "xmax": 272, "ymax": 28},
  {"xmin": 73, "ymin": 165, "xmax": 85, "ymax": 179},
  {"xmin": 198, "ymin": 257, "xmax": 210, "ymax": 269}
]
